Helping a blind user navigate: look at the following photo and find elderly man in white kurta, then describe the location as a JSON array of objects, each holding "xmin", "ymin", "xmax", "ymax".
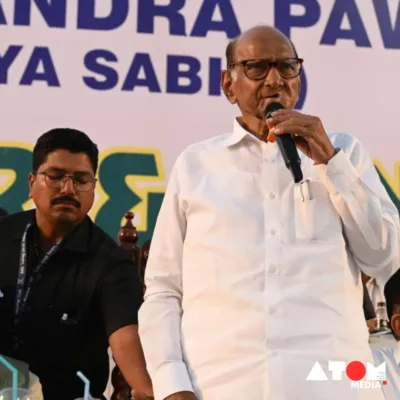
[{"xmin": 138, "ymin": 26, "xmax": 400, "ymax": 400}]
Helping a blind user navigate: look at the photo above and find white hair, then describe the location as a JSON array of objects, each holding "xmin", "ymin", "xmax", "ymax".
[{"xmin": 230, "ymin": 69, "xmax": 238, "ymax": 82}]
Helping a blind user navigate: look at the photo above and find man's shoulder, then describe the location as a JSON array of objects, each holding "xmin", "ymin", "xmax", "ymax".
[
  {"xmin": 88, "ymin": 222, "xmax": 130, "ymax": 263},
  {"xmin": 172, "ymin": 133, "xmax": 234, "ymax": 173},
  {"xmin": 0, "ymin": 210, "xmax": 34, "ymax": 238},
  {"xmin": 181, "ymin": 133, "xmax": 234, "ymax": 155}
]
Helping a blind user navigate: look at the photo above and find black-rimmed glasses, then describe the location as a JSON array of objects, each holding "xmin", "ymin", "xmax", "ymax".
[
  {"xmin": 36, "ymin": 172, "xmax": 97, "ymax": 192},
  {"xmin": 228, "ymin": 58, "xmax": 303, "ymax": 80}
]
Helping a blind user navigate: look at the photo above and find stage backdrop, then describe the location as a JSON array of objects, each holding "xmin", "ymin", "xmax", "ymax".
[{"xmin": 1, "ymin": 0, "xmax": 399, "ymax": 244}]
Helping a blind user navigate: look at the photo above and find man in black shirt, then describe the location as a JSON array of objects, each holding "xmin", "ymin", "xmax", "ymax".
[{"xmin": 0, "ymin": 129, "xmax": 153, "ymax": 399}]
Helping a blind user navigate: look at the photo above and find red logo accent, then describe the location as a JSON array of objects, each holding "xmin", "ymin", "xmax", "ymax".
[{"xmin": 346, "ymin": 361, "xmax": 366, "ymax": 381}]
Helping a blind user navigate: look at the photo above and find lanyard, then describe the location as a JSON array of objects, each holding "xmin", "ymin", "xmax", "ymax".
[{"xmin": 14, "ymin": 223, "xmax": 62, "ymax": 324}]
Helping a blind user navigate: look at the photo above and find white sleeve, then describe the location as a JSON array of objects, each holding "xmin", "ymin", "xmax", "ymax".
[
  {"xmin": 138, "ymin": 156, "xmax": 194, "ymax": 400},
  {"xmin": 315, "ymin": 138, "xmax": 400, "ymax": 287}
]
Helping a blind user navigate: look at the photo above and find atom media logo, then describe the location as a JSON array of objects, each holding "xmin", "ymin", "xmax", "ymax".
[{"xmin": 306, "ymin": 360, "xmax": 387, "ymax": 389}]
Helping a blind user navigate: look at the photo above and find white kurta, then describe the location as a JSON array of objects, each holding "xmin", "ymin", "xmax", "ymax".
[
  {"xmin": 139, "ymin": 119, "xmax": 400, "ymax": 400},
  {"xmin": 372, "ymin": 343, "xmax": 400, "ymax": 399}
]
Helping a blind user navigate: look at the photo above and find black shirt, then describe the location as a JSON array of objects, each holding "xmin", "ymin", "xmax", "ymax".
[{"xmin": 0, "ymin": 210, "xmax": 143, "ymax": 399}]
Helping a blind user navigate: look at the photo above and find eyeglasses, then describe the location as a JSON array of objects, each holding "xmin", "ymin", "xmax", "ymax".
[
  {"xmin": 36, "ymin": 172, "xmax": 97, "ymax": 192},
  {"xmin": 228, "ymin": 58, "xmax": 304, "ymax": 80}
]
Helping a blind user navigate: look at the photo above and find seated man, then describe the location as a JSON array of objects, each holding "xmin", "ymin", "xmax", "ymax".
[
  {"xmin": 371, "ymin": 269, "xmax": 400, "ymax": 399},
  {"xmin": 0, "ymin": 128, "xmax": 152, "ymax": 399}
]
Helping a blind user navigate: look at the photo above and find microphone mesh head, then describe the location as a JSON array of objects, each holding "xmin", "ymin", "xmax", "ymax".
[{"xmin": 265, "ymin": 102, "xmax": 284, "ymax": 119}]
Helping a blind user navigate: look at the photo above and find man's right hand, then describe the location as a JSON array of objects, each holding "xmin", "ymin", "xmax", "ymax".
[{"xmin": 165, "ymin": 391, "xmax": 197, "ymax": 400}]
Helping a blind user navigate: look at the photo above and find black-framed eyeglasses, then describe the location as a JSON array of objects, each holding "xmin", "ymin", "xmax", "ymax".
[
  {"xmin": 36, "ymin": 172, "xmax": 97, "ymax": 192},
  {"xmin": 228, "ymin": 57, "xmax": 304, "ymax": 80}
]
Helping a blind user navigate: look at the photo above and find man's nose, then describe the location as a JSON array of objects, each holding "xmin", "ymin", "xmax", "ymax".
[
  {"xmin": 60, "ymin": 177, "xmax": 77, "ymax": 195},
  {"xmin": 264, "ymin": 66, "xmax": 284, "ymax": 87}
]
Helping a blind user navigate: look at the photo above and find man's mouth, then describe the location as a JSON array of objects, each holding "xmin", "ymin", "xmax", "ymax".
[
  {"xmin": 52, "ymin": 198, "xmax": 81, "ymax": 208},
  {"xmin": 55, "ymin": 201, "xmax": 77, "ymax": 207}
]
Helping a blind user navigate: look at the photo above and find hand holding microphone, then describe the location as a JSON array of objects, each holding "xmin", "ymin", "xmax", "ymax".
[{"xmin": 264, "ymin": 103, "xmax": 337, "ymax": 175}]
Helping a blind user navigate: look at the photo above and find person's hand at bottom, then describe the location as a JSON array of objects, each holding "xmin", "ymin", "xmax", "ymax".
[
  {"xmin": 131, "ymin": 389, "xmax": 154, "ymax": 399},
  {"xmin": 132, "ymin": 389, "xmax": 197, "ymax": 400},
  {"xmin": 164, "ymin": 391, "xmax": 197, "ymax": 400}
]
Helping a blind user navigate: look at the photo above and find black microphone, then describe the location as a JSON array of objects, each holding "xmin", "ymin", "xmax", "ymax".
[{"xmin": 265, "ymin": 102, "xmax": 303, "ymax": 183}]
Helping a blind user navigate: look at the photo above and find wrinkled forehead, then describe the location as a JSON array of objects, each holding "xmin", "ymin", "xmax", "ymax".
[{"xmin": 234, "ymin": 31, "xmax": 296, "ymax": 62}]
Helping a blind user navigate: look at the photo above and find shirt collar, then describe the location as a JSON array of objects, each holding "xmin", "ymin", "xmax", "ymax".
[
  {"xmin": 222, "ymin": 118, "xmax": 271, "ymax": 147},
  {"xmin": 12, "ymin": 209, "xmax": 91, "ymax": 253}
]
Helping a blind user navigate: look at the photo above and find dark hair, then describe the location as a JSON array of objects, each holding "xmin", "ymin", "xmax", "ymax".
[
  {"xmin": 32, "ymin": 128, "xmax": 99, "ymax": 174},
  {"xmin": 225, "ymin": 27, "xmax": 299, "ymax": 67},
  {"xmin": 384, "ymin": 269, "xmax": 400, "ymax": 321},
  {"xmin": 0, "ymin": 207, "xmax": 8, "ymax": 217}
]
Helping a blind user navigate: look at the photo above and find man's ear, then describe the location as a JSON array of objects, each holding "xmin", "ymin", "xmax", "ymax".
[
  {"xmin": 28, "ymin": 172, "xmax": 35, "ymax": 198},
  {"xmin": 221, "ymin": 70, "xmax": 237, "ymax": 104},
  {"xmin": 390, "ymin": 313, "xmax": 400, "ymax": 339}
]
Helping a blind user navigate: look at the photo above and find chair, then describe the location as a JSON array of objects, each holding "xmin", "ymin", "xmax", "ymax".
[{"xmin": 111, "ymin": 212, "xmax": 151, "ymax": 400}]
